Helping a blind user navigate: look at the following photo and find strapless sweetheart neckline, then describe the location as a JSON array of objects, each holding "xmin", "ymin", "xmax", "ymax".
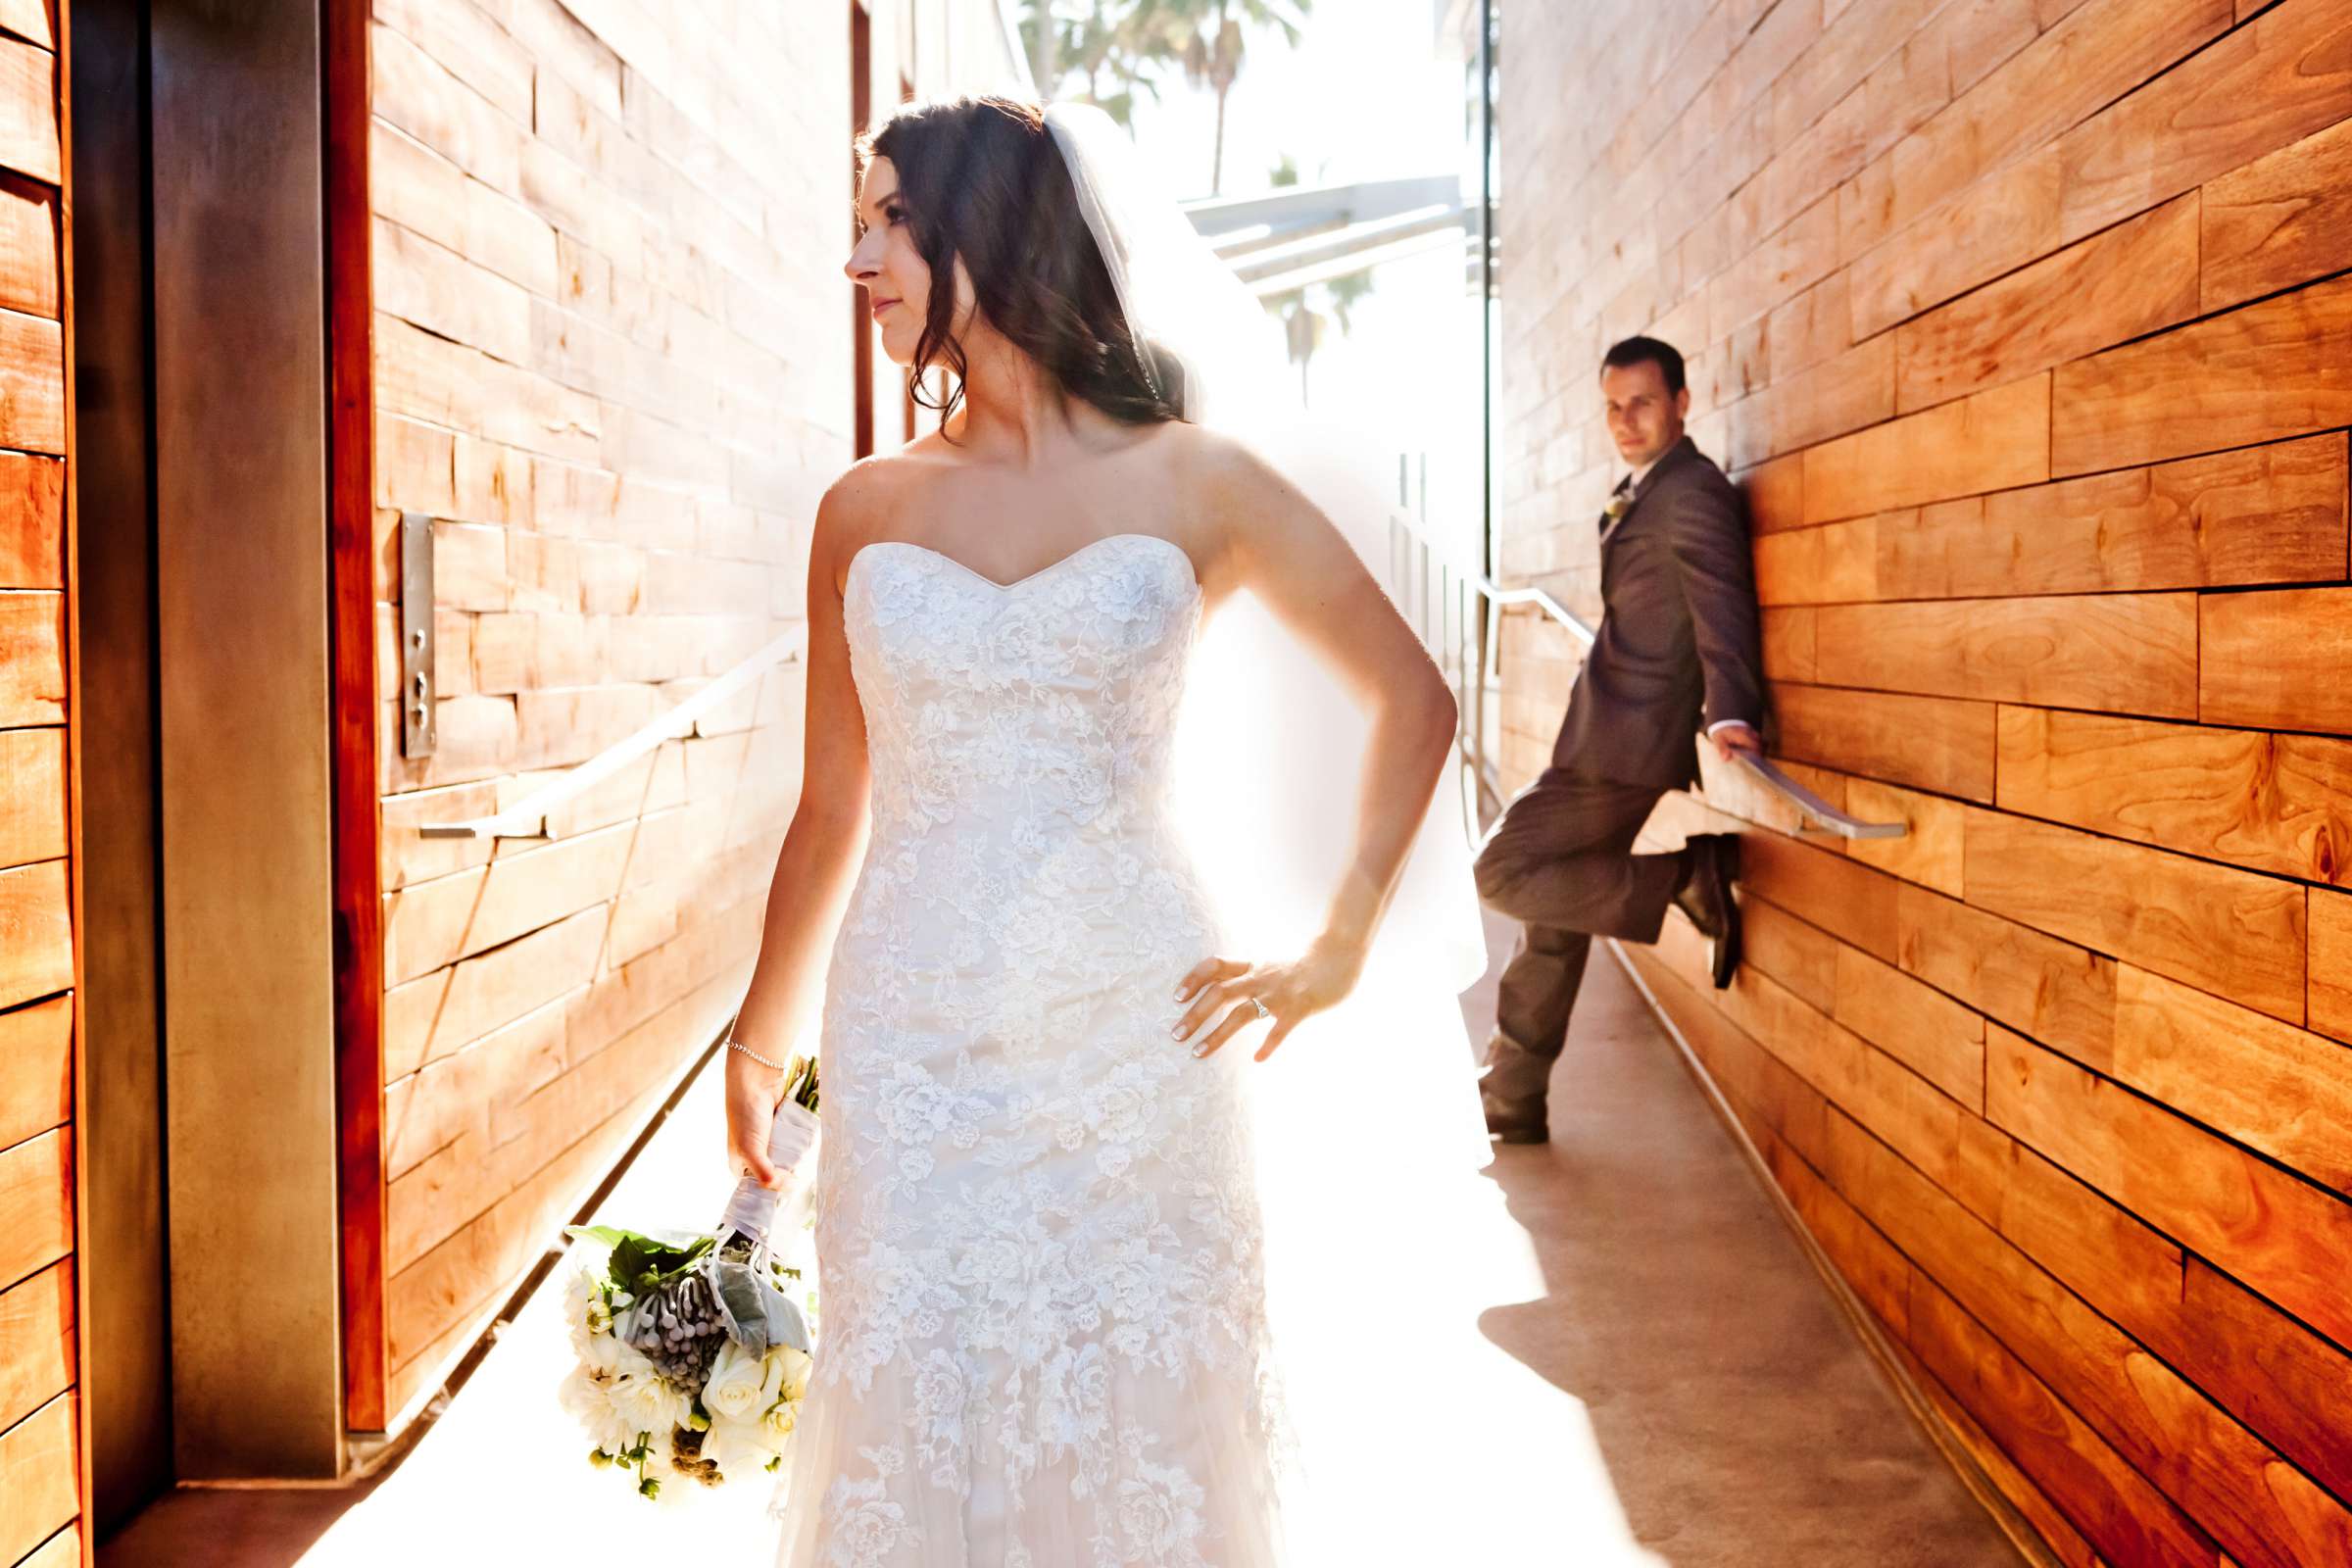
[{"xmin": 847, "ymin": 529, "xmax": 1200, "ymax": 595}]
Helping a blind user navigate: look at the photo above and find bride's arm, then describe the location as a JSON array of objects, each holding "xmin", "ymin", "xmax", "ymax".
[
  {"xmin": 1175, "ymin": 436, "xmax": 1460, "ymax": 1061},
  {"xmin": 724, "ymin": 471, "xmax": 876, "ymax": 1186}
]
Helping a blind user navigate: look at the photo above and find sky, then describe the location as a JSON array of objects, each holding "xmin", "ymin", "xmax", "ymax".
[
  {"xmin": 1070, "ymin": 0, "xmax": 1487, "ymax": 559},
  {"xmin": 1118, "ymin": 0, "xmax": 1465, "ymax": 203}
]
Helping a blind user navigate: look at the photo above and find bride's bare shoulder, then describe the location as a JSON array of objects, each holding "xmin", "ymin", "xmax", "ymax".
[
  {"xmin": 821, "ymin": 449, "xmax": 921, "ymax": 512},
  {"xmin": 1155, "ymin": 419, "xmax": 1253, "ymax": 474},
  {"xmin": 1164, "ymin": 421, "xmax": 1300, "ymax": 499},
  {"xmin": 1158, "ymin": 421, "xmax": 1284, "ymax": 517},
  {"xmin": 811, "ymin": 453, "xmax": 926, "ymax": 587},
  {"xmin": 818, "ymin": 441, "xmax": 951, "ymax": 524},
  {"xmin": 816, "ymin": 432, "xmax": 969, "ymax": 530},
  {"xmin": 1165, "ymin": 422, "xmax": 1324, "ymax": 543}
]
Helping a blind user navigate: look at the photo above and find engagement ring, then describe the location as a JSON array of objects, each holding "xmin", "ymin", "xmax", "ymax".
[{"xmin": 1248, "ymin": 996, "xmax": 1271, "ymax": 1020}]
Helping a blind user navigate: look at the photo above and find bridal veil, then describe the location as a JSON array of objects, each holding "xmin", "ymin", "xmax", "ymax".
[
  {"xmin": 1044, "ymin": 99, "xmax": 1502, "ymax": 1557},
  {"xmin": 1040, "ymin": 98, "xmax": 1490, "ymax": 1004}
]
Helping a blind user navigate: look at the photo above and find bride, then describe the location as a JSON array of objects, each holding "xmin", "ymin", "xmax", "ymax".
[{"xmin": 722, "ymin": 94, "xmax": 1486, "ymax": 1567}]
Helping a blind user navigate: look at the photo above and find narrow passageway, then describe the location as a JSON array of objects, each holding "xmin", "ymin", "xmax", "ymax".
[
  {"xmin": 1463, "ymin": 911, "xmax": 2021, "ymax": 1567},
  {"xmin": 102, "ymin": 911, "xmax": 2019, "ymax": 1567}
]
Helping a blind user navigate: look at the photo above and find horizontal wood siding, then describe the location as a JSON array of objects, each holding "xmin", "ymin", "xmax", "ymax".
[
  {"xmin": 0, "ymin": 2, "xmax": 74, "ymax": 1562},
  {"xmin": 1503, "ymin": 0, "xmax": 2352, "ymax": 1557},
  {"xmin": 365, "ymin": 0, "xmax": 843, "ymax": 1421}
]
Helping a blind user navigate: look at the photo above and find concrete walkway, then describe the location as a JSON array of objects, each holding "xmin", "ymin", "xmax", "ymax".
[
  {"xmin": 1462, "ymin": 913, "xmax": 2022, "ymax": 1566},
  {"xmin": 101, "ymin": 910, "xmax": 2021, "ymax": 1566}
]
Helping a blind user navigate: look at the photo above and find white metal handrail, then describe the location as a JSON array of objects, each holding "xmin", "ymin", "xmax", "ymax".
[
  {"xmin": 410, "ymin": 519, "xmax": 1900, "ymax": 843},
  {"xmin": 416, "ymin": 627, "xmax": 808, "ymax": 841},
  {"xmin": 1383, "ymin": 509, "xmax": 1906, "ymax": 840}
]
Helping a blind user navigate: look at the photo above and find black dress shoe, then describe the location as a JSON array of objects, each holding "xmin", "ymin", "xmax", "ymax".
[
  {"xmin": 1482, "ymin": 1088, "xmax": 1549, "ymax": 1144},
  {"xmin": 1710, "ymin": 888, "xmax": 1743, "ymax": 990},
  {"xmin": 1674, "ymin": 834, "xmax": 1743, "ymax": 989}
]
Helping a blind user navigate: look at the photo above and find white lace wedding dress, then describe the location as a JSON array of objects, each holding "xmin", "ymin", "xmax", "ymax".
[{"xmin": 768, "ymin": 531, "xmax": 1291, "ymax": 1568}]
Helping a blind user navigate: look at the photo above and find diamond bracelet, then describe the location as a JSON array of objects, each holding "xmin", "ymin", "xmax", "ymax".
[{"xmin": 726, "ymin": 1037, "xmax": 784, "ymax": 1072}]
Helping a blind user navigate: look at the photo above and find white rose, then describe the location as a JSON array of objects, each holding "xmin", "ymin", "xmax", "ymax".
[
  {"xmin": 702, "ymin": 1411, "xmax": 781, "ymax": 1476},
  {"xmin": 768, "ymin": 1345, "xmax": 813, "ymax": 1403},
  {"xmin": 701, "ymin": 1337, "xmax": 767, "ymax": 1424}
]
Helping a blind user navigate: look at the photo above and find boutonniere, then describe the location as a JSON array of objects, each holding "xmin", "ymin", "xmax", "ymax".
[{"xmin": 1603, "ymin": 491, "xmax": 1634, "ymax": 522}]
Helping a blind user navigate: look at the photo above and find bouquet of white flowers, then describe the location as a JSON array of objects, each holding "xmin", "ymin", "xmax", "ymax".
[{"xmin": 557, "ymin": 1053, "xmax": 822, "ymax": 1500}]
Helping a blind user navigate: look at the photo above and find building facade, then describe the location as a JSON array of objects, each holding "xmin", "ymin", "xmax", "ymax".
[
  {"xmin": 1500, "ymin": 1, "xmax": 2352, "ymax": 1563},
  {"xmin": 9, "ymin": 3, "xmax": 1027, "ymax": 1561}
]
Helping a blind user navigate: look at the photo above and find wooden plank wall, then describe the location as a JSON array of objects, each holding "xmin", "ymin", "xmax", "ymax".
[
  {"xmin": 0, "ymin": 4, "xmax": 77, "ymax": 1565},
  {"xmin": 364, "ymin": 0, "xmax": 844, "ymax": 1423},
  {"xmin": 1500, "ymin": 1, "xmax": 2352, "ymax": 1562}
]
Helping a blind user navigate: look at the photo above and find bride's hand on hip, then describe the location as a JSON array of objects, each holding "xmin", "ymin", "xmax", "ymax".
[
  {"xmin": 724, "ymin": 1051, "xmax": 788, "ymax": 1189},
  {"xmin": 1172, "ymin": 939, "xmax": 1367, "ymax": 1063}
]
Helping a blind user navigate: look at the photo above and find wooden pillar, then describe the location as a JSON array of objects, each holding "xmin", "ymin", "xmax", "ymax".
[
  {"xmin": 852, "ymin": 0, "xmax": 873, "ymax": 462},
  {"xmin": 322, "ymin": 0, "xmax": 384, "ymax": 1440},
  {"xmin": 150, "ymin": 0, "xmax": 343, "ymax": 1479},
  {"xmin": 71, "ymin": 0, "xmax": 172, "ymax": 1532}
]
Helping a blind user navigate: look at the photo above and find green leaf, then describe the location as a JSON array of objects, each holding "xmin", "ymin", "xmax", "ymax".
[
  {"xmin": 598, "ymin": 1230, "xmax": 715, "ymax": 1294},
  {"xmin": 609, "ymin": 1234, "xmax": 654, "ymax": 1290},
  {"xmin": 564, "ymin": 1224, "xmax": 634, "ymax": 1249}
]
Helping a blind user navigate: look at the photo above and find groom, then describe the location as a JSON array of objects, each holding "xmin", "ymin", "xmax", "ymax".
[{"xmin": 1473, "ymin": 335, "xmax": 1765, "ymax": 1144}]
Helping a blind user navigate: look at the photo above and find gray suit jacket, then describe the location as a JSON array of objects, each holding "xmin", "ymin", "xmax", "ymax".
[{"xmin": 1551, "ymin": 434, "xmax": 1765, "ymax": 790}]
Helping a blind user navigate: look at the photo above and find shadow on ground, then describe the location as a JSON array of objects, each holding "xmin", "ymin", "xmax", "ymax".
[
  {"xmin": 97, "ymin": 1475, "xmax": 385, "ymax": 1568},
  {"xmin": 99, "ymin": 906, "xmax": 2023, "ymax": 1567},
  {"xmin": 1460, "ymin": 907, "xmax": 2020, "ymax": 1568}
]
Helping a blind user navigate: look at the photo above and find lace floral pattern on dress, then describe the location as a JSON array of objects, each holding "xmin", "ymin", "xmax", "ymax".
[{"xmin": 771, "ymin": 534, "xmax": 1291, "ymax": 1568}]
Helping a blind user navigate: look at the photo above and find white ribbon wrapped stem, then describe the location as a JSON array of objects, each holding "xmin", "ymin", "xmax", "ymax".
[{"xmin": 719, "ymin": 1099, "xmax": 820, "ymax": 1247}]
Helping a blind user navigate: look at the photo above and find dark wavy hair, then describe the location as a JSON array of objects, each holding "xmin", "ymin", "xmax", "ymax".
[{"xmin": 858, "ymin": 94, "xmax": 1184, "ymax": 440}]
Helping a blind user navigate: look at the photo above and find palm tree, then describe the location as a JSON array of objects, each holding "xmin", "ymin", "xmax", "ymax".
[
  {"xmin": 1022, "ymin": 2, "xmax": 1194, "ymax": 128},
  {"xmin": 1321, "ymin": 269, "xmax": 1375, "ymax": 333},
  {"xmin": 1264, "ymin": 284, "xmax": 1316, "ymax": 400},
  {"xmin": 1149, "ymin": 0, "xmax": 1311, "ymax": 195},
  {"xmin": 1018, "ymin": 0, "xmax": 1058, "ymax": 95},
  {"xmin": 1266, "ymin": 270, "xmax": 1375, "ymax": 404}
]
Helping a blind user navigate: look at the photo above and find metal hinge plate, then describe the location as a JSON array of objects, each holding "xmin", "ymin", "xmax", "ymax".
[{"xmin": 400, "ymin": 511, "xmax": 435, "ymax": 758}]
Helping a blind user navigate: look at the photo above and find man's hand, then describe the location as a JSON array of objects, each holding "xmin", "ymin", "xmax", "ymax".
[{"xmin": 1710, "ymin": 721, "xmax": 1762, "ymax": 763}]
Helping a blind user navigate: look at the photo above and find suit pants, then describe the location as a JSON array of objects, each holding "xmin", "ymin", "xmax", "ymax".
[{"xmin": 1470, "ymin": 766, "xmax": 1689, "ymax": 1103}]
